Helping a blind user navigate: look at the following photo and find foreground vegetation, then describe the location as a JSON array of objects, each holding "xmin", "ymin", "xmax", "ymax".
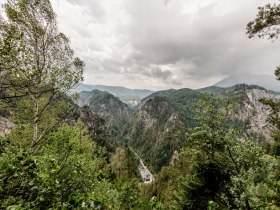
[{"xmin": 0, "ymin": 0, "xmax": 280, "ymax": 209}]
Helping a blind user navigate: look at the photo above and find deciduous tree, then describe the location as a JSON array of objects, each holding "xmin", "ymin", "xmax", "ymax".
[{"xmin": 0, "ymin": 0, "xmax": 84, "ymax": 154}]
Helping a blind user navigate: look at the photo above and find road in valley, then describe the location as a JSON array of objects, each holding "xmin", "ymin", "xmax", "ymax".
[
  {"xmin": 138, "ymin": 159, "xmax": 154, "ymax": 184},
  {"xmin": 129, "ymin": 147, "xmax": 154, "ymax": 184}
]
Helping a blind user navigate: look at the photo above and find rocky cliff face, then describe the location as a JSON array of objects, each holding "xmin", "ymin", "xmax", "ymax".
[
  {"xmin": 232, "ymin": 86, "xmax": 278, "ymax": 141},
  {"xmin": 200, "ymin": 84, "xmax": 278, "ymax": 142},
  {"xmin": 0, "ymin": 117, "xmax": 15, "ymax": 136}
]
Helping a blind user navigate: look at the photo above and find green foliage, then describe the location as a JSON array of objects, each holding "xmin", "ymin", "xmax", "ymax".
[
  {"xmin": 0, "ymin": 0, "xmax": 84, "ymax": 99},
  {"xmin": 145, "ymin": 95, "xmax": 280, "ymax": 209},
  {"xmin": 110, "ymin": 147, "xmax": 139, "ymax": 182},
  {"xmin": 247, "ymin": 3, "xmax": 280, "ymax": 40},
  {"xmin": 260, "ymin": 98, "xmax": 280, "ymax": 156},
  {"xmin": 0, "ymin": 151, "xmax": 61, "ymax": 209},
  {"xmin": 177, "ymin": 96, "xmax": 279, "ymax": 209},
  {"xmin": 0, "ymin": 123, "xmax": 115, "ymax": 209}
]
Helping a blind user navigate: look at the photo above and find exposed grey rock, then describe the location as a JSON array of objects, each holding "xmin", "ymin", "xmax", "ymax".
[
  {"xmin": 235, "ymin": 87, "xmax": 278, "ymax": 141},
  {"xmin": 0, "ymin": 117, "xmax": 15, "ymax": 136}
]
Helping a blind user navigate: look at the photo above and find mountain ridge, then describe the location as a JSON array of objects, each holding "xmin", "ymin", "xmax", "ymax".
[
  {"xmin": 73, "ymin": 83, "xmax": 154, "ymax": 107},
  {"xmin": 77, "ymin": 84, "xmax": 280, "ymax": 172}
]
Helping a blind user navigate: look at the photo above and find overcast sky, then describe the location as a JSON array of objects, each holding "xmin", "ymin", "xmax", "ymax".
[{"xmin": 2, "ymin": 0, "xmax": 280, "ymax": 90}]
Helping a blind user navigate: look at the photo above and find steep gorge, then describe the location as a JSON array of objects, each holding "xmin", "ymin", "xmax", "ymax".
[{"xmin": 78, "ymin": 84, "xmax": 278, "ymax": 172}]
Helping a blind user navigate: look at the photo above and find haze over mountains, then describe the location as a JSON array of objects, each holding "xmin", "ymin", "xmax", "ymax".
[
  {"xmin": 214, "ymin": 74, "xmax": 280, "ymax": 92},
  {"xmin": 74, "ymin": 74, "xmax": 280, "ymax": 107},
  {"xmin": 74, "ymin": 83, "xmax": 154, "ymax": 107}
]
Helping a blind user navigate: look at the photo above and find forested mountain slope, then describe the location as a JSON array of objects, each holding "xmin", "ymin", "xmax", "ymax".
[
  {"xmin": 76, "ymin": 84, "xmax": 280, "ymax": 172},
  {"xmin": 125, "ymin": 84, "xmax": 279, "ymax": 172},
  {"xmin": 128, "ymin": 96, "xmax": 186, "ymax": 172},
  {"xmin": 78, "ymin": 90, "xmax": 131, "ymax": 137},
  {"xmin": 140, "ymin": 88, "xmax": 202, "ymax": 126}
]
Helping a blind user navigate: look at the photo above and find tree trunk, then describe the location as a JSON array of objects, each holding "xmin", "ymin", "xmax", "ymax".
[{"xmin": 29, "ymin": 96, "xmax": 39, "ymax": 155}]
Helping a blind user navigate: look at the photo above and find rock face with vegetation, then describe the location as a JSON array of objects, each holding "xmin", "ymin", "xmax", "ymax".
[
  {"xmin": 200, "ymin": 84, "xmax": 279, "ymax": 141},
  {"xmin": 77, "ymin": 84, "xmax": 280, "ymax": 173},
  {"xmin": 124, "ymin": 84, "xmax": 279, "ymax": 172},
  {"xmin": 79, "ymin": 106, "xmax": 116, "ymax": 152},
  {"xmin": 128, "ymin": 96, "xmax": 185, "ymax": 172},
  {"xmin": 233, "ymin": 85, "xmax": 277, "ymax": 141},
  {"xmin": 78, "ymin": 90, "xmax": 131, "ymax": 137}
]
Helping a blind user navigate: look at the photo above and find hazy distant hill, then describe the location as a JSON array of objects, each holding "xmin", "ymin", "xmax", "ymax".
[
  {"xmin": 73, "ymin": 84, "xmax": 154, "ymax": 107},
  {"xmin": 214, "ymin": 74, "xmax": 280, "ymax": 92}
]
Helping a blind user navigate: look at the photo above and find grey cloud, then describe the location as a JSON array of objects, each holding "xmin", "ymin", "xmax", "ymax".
[
  {"xmin": 52, "ymin": 0, "xmax": 280, "ymax": 89},
  {"xmin": 170, "ymin": 79, "xmax": 182, "ymax": 86},
  {"xmin": 150, "ymin": 67, "xmax": 172, "ymax": 80},
  {"xmin": 124, "ymin": 0, "xmax": 280, "ymax": 79}
]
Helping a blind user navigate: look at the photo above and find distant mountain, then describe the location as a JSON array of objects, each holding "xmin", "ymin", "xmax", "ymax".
[
  {"xmin": 214, "ymin": 74, "xmax": 280, "ymax": 92},
  {"xmin": 73, "ymin": 84, "xmax": 154, "ymax": 107}
]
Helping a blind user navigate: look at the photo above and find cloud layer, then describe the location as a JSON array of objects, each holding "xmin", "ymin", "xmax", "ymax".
[{"xmin": 3, "ymin": 0, "xmax": 280, "ymax": 90}]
